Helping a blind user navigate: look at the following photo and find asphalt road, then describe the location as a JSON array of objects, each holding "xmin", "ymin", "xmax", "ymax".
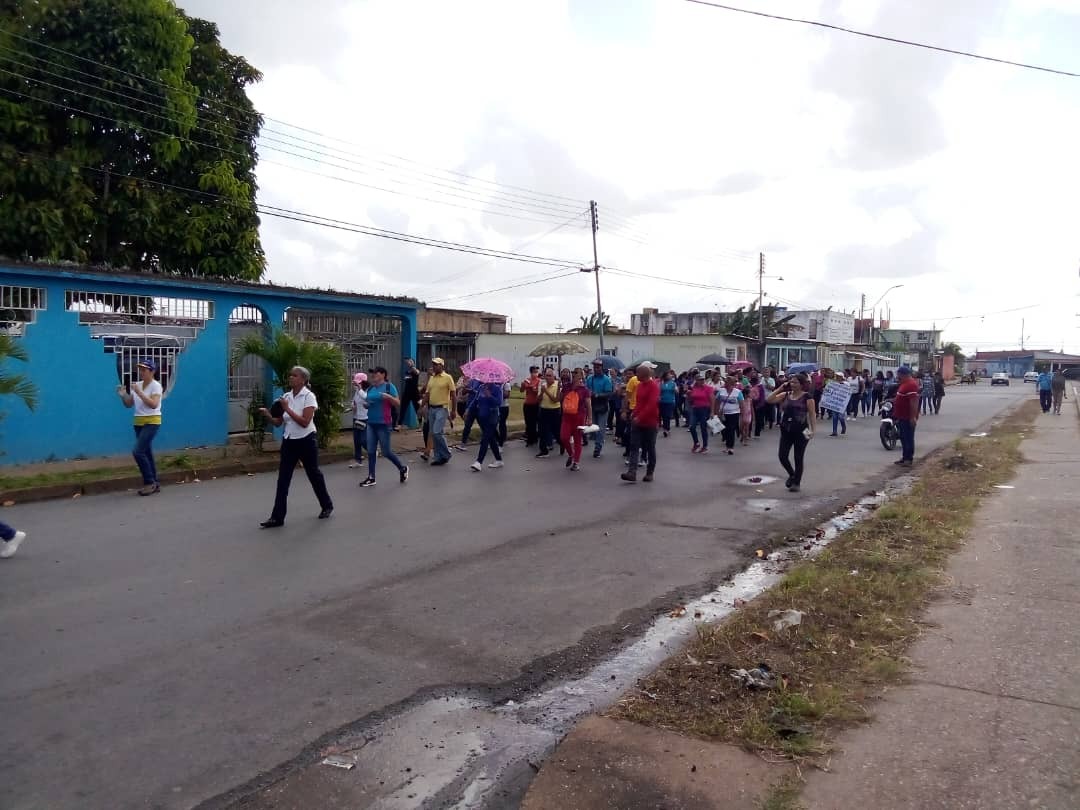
[{"xmin": 0, "ymin": 383, "xmax": 1028, "ymax": 809}]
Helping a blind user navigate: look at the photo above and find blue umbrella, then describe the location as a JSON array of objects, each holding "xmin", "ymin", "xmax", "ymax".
[
  {"xmin": 592, "ymin": 355, "xmax": 625, "ymax": 371},
  {"xmin": 786, "ymin": 362, "xmax": 819, "ymax": 375}
]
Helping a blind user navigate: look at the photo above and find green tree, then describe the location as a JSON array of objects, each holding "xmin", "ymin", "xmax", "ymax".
[
  {"xmin": 724, "ymin": 301, "xmax": 797, "ymax": 338},
  {"xmin": 572, "ymin": 311, "xmax": 611, "ymax": 334},
  {"xmin": 941, "ymin": 341, "xmax": 965, "ymax": 371},
  {"xmin": 0, "ymin": 334, "xmax": 37, "ymax": 411},
  {"xmin": 232, "ymin": 329, "xmax": 348, "ymax": 448},
  {"xmin": 0, "ymin": 0, "xmax": 265, "ymax": 279}
]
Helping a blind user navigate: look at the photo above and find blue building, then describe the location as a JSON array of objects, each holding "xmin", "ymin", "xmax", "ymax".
[{"xmin": 0, "ymin": 263, "xmax": 418, "ymax": 465}]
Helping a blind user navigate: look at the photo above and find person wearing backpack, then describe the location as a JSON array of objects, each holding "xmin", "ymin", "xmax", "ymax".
[{"xmin": 559, "ymin": 367, "xmax": 592, "ymax": 471}]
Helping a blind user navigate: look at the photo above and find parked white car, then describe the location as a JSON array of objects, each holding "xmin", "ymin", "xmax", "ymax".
[
  {"xmin": 1023, "ymin": 371, "xmax": 1038, "ymax": 383},
  {"xmin": 991, "ymin": 372, "xmax": 1010, "ymax": 386}
]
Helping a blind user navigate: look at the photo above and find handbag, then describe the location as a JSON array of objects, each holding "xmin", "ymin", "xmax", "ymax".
[{"xmin": 706, "ymin": 415, "xmax": 723, "ymax": 435}]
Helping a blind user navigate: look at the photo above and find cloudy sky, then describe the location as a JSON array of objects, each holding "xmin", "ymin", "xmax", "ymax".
[{"xmin": 179, "ymin": 0, "xmax": 1080, "ymax": 353}]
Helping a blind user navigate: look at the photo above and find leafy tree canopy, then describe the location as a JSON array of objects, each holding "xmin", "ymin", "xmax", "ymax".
[
  {"xmin": 0, "ymin": 0, "xmax": 266, "ymax": 279},
  {"xmin": 571, "ymin": 311, "xmax": 611, "ymax": 334},
  {"xmin": 723, "ymin": 301, "xmax": 797, "ymax": 339}
]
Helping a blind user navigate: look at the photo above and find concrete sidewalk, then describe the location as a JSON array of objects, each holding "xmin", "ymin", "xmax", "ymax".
[{"xmin": 800, "ymin": 407, "xmax": 1080, "ymax": 809}]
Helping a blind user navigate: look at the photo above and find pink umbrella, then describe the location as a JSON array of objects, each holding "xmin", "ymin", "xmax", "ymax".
[{"xmin": 460, "ymin": 357, "xmax": 515, "ymax": 384}]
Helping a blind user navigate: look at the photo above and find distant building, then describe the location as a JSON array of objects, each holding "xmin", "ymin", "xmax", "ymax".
[
  {"xmin": 630, "ymin": 308, "xmax": 732, "ymax": 336},
  {"xmin": 782, "ymin": 310, "xmax": 854, "ymax": 344},
  {"xmin": 875, "ymin": 327, "xmax": 943, "ymax": 370},
  {"xmin": 415, "ymin": 307, "xmax": 507, "ymax": 374},
  {"xmin": 970, "ymin": 349, "xmax": 1080, "ymax": 378}
]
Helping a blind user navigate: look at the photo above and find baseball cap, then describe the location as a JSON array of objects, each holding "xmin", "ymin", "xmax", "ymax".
[
  {"xmin": 353, "ymin": 372, "xmax": 367, "ymax": 384},
  {"xmin": 136, "ymin": 358, "xmax": 157, "ymax": 372},
  {"xmin": 637, "ymin": 361, "xmax": 657, "ymax": 370},
  {"xmin": 432, "ymin": 357, "xmax": 445, "ymax": 365},
  {"xmin": 897, "ymin": 365, "xmax": 912, "ymax": 375}
]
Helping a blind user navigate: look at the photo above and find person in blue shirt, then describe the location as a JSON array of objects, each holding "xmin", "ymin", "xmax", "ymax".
[
  {"xmin": 470, "ymin": 381, "xmax": 505, "ymax": 471},
  {"xmin": 358, "ymin": 366, "xmax": 409, "ymax": 488},
  {"xmin": 659, "ymin": 370, "xmax": 678, "ymax": 437},
  {"xmin": 585, "ymin": 359, "xmax": 615, "ymax": 458},
  {"xmin": 1036, "ymin": 369, "xmax": 1053, "ymax": 412}
]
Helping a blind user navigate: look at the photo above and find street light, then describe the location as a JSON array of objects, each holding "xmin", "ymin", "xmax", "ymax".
[{"xmin": 863, "ymin": 284, "xmax": 904, "ymax": 342}]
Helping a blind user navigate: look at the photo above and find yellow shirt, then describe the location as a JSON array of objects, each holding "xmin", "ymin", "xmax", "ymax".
[
  {"xmin": 426, "ymin": 371, "xmax": 456, "ymax": 407},
  {"xmin": 626, "ymin": 376, "xmax": 640, "ymax": 409},
  {"xmin": 539, "ymin": 381, "xmax": 561, "ymax": 409}
]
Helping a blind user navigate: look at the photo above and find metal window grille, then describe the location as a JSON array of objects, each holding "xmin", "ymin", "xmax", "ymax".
[
  {"xmin": 228, "ymin": 306, "xmax": 269, "ymax": 401},
  {"xmin": 725, "ymin": 348, "xmax": 737, "ymax": 361},
  {"xmin": 0, "ymin": 285, "xmax": 46, "ymax": 335}
]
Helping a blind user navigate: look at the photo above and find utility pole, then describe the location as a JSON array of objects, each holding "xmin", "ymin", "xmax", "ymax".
[
  {"xmin": 758, "ymin": 252, "xmax": 765, "ymax": 347},
  {"xmin": 858, "ymin": 293, "xmax": 866, "ymax": 344},
  {"xmin": 1020, "ymin": 318, "xmax": 1025, "ymax": 350},
  {"xmin": 586, "ymin": 200, "xmax": 605, "ymax": 354}
]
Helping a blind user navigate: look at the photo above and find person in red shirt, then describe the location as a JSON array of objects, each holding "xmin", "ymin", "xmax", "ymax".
[
  {"xmin": 892, "ymin": 365, "xmax": 920, "ymax": 466},
  {"xmin": 559, "ymin": 368, "xmax": 592, "ymax": 471},
  {"xmin": 621, "ymin": 362, "xmax": 660, "ymax": 483},
  {"xmin": 520, "ymin": 366, "xmax": 542, "ymax": 447}
]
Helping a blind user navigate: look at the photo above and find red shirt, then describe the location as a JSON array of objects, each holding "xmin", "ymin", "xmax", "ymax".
[
  {"xmin": 632, "ymin": 378, "xmax": 661, "ymax": 427},
  {"xmin": 522, "ymin": 376, "xmax": 541, "ymax": 406},
  {"xmin": 892, "ymin": 378, "xmax": 921, "ymax": 420}
]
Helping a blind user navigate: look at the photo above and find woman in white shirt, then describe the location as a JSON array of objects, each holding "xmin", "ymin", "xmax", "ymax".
[
  {"xmin": 116, "ymin": 358, "xmax": 163, "ymax": 496},
  {"xmin": 349, "ymin": 372, "xmax": 369, "ymax": 469},
  {"xmin": 711, "ymin": 375, "xmax": 744, "ymax": 455},
  {"xmin": 257, "ymin": 365, "xmax": 334, "ymax": 528}
]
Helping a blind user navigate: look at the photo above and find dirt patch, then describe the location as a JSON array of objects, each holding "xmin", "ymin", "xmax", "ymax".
[{"xmin": 610, "ymin": 401, "xmax": 1037, "ymax": 763}]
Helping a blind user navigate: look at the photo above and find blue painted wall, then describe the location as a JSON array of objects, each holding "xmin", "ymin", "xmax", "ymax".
[{"xmin": 0, "ymin": 265, "xmax": 418, "ymax": 465}]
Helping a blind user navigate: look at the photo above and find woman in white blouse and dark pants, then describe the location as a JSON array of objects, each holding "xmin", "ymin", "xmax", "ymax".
[{"xmin": 258, "ymin": 366, "xmax": 334, "ymax": 528}]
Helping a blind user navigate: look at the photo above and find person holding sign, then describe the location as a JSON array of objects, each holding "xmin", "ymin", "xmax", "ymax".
[
  {"xmin": 821, "ymin": 375, "xmax": 851, "ymax": 436},
  {"xmin": 767, "ymin": 372, "xmax": 816, "ymax": 492}
]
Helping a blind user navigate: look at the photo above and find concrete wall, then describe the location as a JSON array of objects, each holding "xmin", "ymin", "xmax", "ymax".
[
  {"xmin": 418, "ymin": 307, "xmax": 507, "ymax": 334},
  {"xmin": 474, "ymin": 333, "xmax": 748, "ymax": 380},
  {"xmin": 0, "ymin": 265, "xmax": 418, "ymax": 464}
]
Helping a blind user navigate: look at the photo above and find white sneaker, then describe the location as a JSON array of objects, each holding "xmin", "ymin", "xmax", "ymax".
[
  {"xmin": 488, "ymin": 460, "xmax": 504, "ymax": 469},
  {"xmin": 1, "ymin": 530, "xmax": 26, "ymax": 558},
  {"xmin": 470, "ymin": 461, "xmax": 482, "ymax": 472}
]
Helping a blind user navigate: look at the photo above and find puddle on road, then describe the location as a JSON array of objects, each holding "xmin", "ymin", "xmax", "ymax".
[
  {"xmin": 300, "ymin": 478, "xmax": 913, "ymax": 809},
  {"xmin": 733, "ymin": 474, "xmax": 780, "ymax": 487},
  {"xmin": 744, "ymin": 498, "xmax": 782, "ymax": 514}
]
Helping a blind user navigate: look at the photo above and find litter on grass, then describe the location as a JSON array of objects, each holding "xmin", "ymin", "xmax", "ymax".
[{"xmin": 769, "ymin": 608, "xmax": 804, "ymax": 631}]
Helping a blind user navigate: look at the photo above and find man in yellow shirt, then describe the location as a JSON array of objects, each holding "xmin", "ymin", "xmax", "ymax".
[
  {"xmin": 422, "ymin": 358, "xmax": 456, "ymax": 465},
  {"xmin": 621, "ymin": 369, "xmax": 642, "ymax": 459}
]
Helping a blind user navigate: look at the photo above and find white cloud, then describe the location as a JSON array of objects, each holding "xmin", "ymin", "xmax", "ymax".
[{"xmin": 180, "ymin": 0, "xmax": 1080, "ymax": 353}]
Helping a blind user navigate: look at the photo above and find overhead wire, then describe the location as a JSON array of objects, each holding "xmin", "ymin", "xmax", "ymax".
[
  {"xmin": 682, "ymin": 1, "xmax": 1080, "ymax": 77},
  {"xmin": 425, "ymin": 270, "xmax": 583, "ymax": 304}
]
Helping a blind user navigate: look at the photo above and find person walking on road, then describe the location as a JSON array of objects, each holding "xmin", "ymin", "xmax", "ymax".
[
  {"xmin": 659, "ymin": 370, "xmax": 678, "ymax": 437},
  {"xmin": 0, "ymin": 520, "xmax": 27, "ymax": 558},
  {"xmin": 423, "ymin": 358, "xmax": 456, "ymax": 466},
  {"xmin": 919, "ymin": 371, "xmax": 934, "ymax": 415},
  {"xmin": 1051, "ymin": 369, "xmax": 1067, "ymax": 414},
  {"xmin": 258, "ymin": 366, "xmax": 334, "ymax": 527},
  {"xmin": 621, "ymin": 362, "xmax": 659, "ymax": 483},
  {"xmin": 687, "ymin": 372, "xmax": 713, "ymax": 454},
  {"xmin": 559, "ymin": 368, "xmax": 592, "ymax": 471},
  {"xmin": 585, "ymin": 359, "xmax": 613, "ymax": 458},
  {"xmin": 396, "ymin": 358, "xmax": 421, "ymax": 431},
  {"xmin": 767, "ymin": 371, "xmax": 816, "ymax": 492},
  {"xmin": 536, "ymin": 367, "xmax": 561, "ymax": 458},
  {"xmin": 893, "ymin": 365, "xmax": 920, "ymax": 467},
  {"xmin": 712, "ymin": 375, "xmax": 744, "ymax": 455},
  {"xmin": 358, "ymin": 367, "xmax": 409, "ymax": 488},
  {"xmin": 520, "ymin": 366, "xmax": 542, "ymax": 447},
  {"xmin": 116, "ymin": 358, "xmax": 164, "ymax": 496},
  {"xmin": 470, "ymin": 380, "xmax": 505, "ymax": 471},
  {"xmin": 870, "ymin": 371, "xmax": 885, "ymax": 415},
  {"xmin": 933, "ymin": 371, "xmax": 945, "ymax": 415},
  {"xmin": 828, "ymin": 369, "xmax": 848, "ymax": 436},
  {"xmin": 349, "ymin": 372, "xmax": 368, "ymax": 468},
  {"xmin": 1037, "ymin": 369, "xmax": 1053, "ymax": 413}
]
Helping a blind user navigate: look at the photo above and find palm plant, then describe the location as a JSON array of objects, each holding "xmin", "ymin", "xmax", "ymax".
[
  {"xmin": 231, "ymin": 328, "xmax": 347, "ymax": 447},
  {"xmin": 0, "ymin": 334, "xmax": 38, "ymax": 412}
]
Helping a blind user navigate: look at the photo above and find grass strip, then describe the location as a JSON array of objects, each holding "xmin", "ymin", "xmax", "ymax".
[{"xmin": 610, "ymin": 400, "xmax": 1037, "ymax": 763}]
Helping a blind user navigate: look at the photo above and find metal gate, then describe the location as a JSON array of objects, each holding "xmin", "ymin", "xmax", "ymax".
[
  {"xmin": 227, "ymin": 306, "xmax": 270, "ymax": 434},
  {"xmin": 285, "ymin": 310, "xmax": 404, "ymax": 429}
]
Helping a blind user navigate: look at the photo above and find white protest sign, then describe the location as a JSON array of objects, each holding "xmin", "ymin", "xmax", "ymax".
[{"xmin": 822, "ymin": 381, "xmax": 852, "ymax": 414}]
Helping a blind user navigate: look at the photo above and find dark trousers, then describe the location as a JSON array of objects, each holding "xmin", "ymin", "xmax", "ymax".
[
  {"xmin": 523, "ymin": 403, "xmax": 540, "ymax": 445},
  {"xmin": 847, "ymin": 394, "xmax": 860, "ymax": 417},
  {"xmin": 753, "ymin": 406, "xmax": 768, "ymax": 437},
  {"xmin": 871, "ymin": 390, "xmax": 883, "ymax": 414},
  {"xmin": 352, "ymin": 425, "xmax": 366, "ymax": 462},
  {"xmin": 461, "ymin": 407, "xmax": 477, "ymax": 443},
  {"xmin": 660, "ymin": 402, "xmax": 675, "ymax": 432},
  {"xmin": 615, "ymin": 408, "xmax": 627, "ymax": 446},
  {"xmin": 271, "ymin": 434, "xmax": 333, "ymax": 522},
  {"xmin": 628, "ymin": 424, "xmax": 657, "ymax": 474},
  {"xmin": 689, "ymin": 406, "xmax": 711, "ymax": 448},
  {"xmin": 933, "ymin": 394, "xmax": 943, "ymax": 414},
  {"xmin": 478, "ymin": 415, "xmax": 502, "ymax": 463},
  {"xmin": 897, "ymin": 418, "xmax": 916, "ymax": 462},
  {"xmin": 778, "ymin": 429, "xmax": 809, "ymax": 485},
  {"xmin": 539, "ymin": 408, "xmax": 561, "ymax": 453},
  {"xmin": 721, "ymin": 412, "xmax": 740, "ymax": 449},
  {"xmin": 1039, "ymin": 390, "xmax": 1052, "ymax": 412},
  {"xmin": 498, "ymin": 405, "xmax": 509, "ymax": 446}
]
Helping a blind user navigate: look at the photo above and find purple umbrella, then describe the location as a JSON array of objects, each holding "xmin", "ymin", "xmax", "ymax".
[{"xmin": 460, "ymin": 357, "xmax": 515, "ymax": 384}]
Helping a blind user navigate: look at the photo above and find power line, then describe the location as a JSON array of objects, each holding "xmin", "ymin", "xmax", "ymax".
[
  {"xmin": 683, "ymin": 0, "xmax": 1080, "ymax": 78},
  {"xmin": 603, "ymin": 267, "xmax": 758, "ymax": 295},
  {"xmin": 425, "ymin": 270, "xmax": 582, "ymax": 304},
  {"xmin": 6, "ymin": 149, "xmax": 587, "ymax": 269},
  {"xmin": 0, "ymin": 32, "xmax": 588, "ymax": 207},
  {"xmin": 884, "ymin": 303, "xmax": 1041, "ymax": 322}
]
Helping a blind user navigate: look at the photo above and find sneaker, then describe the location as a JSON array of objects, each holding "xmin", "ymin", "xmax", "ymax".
[
  {"xmin": 620, "ymin": 471, "xmax": 637, "ymax": 483},
  {"xmin": 565, "ymin": 458, "xmax": 573, "ymax": 468},
  {"xmin": 699, "ymin": 447, "xmax": 709, "ymax": 454},
  {"xmin": 535, "ymin": 452, "xmax": 550, "ymax": 459},
  {"xmin": 570, "ymin": 462, "xmax": 580, "ymax": 471},
  {"xmin": 726, "ymin": 449, "xmax": 734, "ymax": 456},
  {"xmin": 0, "ymin": 530, "xmax": 26, "ymax": 558},
  {"xmin": 663, "ymin": 431, "xmax": 669, "ymax": 438},
  {"xmin": 642, "ymin": 473, "xmax": 653, "ymax": 482},
  {"xmin": 488, "ymin": 460, "xmax": 504, "ymax": 468},
  {"xmin": 358, "ymin": 477, "xmax": 377, "ymax": 487},
  {"xmin": 593, "ymin": 449, "xmax": 601, "ymax": 459},
  {"xmin": 399, "ymin": 465, "xmax": 409, "ymax": 483},
  {"xmin": 137, "ymin": 483, "xmax": 160, "ymax": 496},
  {"xmin": 430, "ymin": 458, "xmax": 449, "ymax": 466},
  {"xmin": 419, "ymin": 453, "xmax": 430, "ymax": 462},
  {"xmin": 318, "ymin": 507, "xmax": 333, "ymax": 519},
  {"xmin": 454, "ymin": 444, "xmax": 468, "ymax": 452},
  {"xmin": 347, "ymin": 461, "xmax": 362, "ymax": 469},
  {"xmin": 788, "ymin": 484, "xmax": 801, "ymax": 492},
  {"xmin": 829, "ymin": 432, "xmax": 838, "ymax": 437},
  {"xmin": 470, "ymin": 461, "xmax": 482, "ymax": 472},
  {"xmin": 692, "ymin": 444, "xmax": 700, "ymax": 453}
]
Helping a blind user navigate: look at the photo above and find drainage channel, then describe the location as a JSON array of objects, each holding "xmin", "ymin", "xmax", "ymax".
[{"xmin": 269, "ymin": 476, "xmax": 913, "ymax": 809}]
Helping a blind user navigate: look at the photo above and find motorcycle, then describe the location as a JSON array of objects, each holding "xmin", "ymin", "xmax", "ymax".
[{"xmin": 879, "ymin": 398, "xmax": 898, "ymax": 451}]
